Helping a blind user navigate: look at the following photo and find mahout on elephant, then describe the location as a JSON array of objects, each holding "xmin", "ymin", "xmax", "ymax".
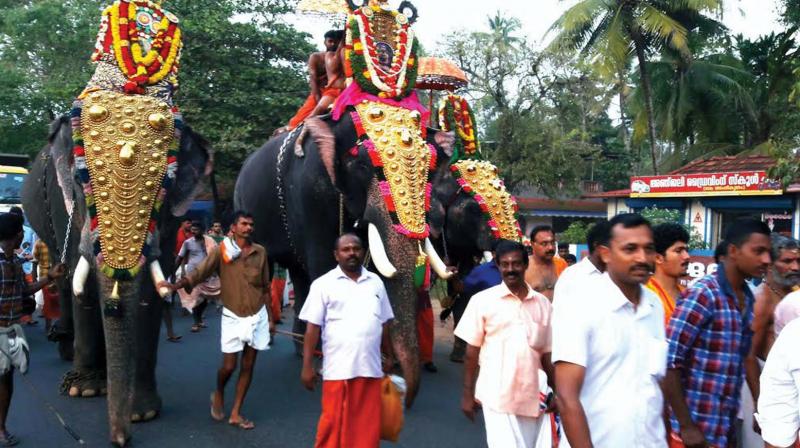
[
  {"xmin": 235, "ymin": 0, "xmax": 456, "ymax": 408},
  {"xmin": 22, "ymin": 1, "xmax": 211, "ymax": 446}
]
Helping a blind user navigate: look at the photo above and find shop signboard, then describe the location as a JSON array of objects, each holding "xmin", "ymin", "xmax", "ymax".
[{"xmin": 630, "ymin": 171, "xmax": 782, "ymax": 198}]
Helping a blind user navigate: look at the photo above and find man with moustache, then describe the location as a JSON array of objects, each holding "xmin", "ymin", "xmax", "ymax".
[
  {"xmin": 646, "ymin": 223, "xmax": 691, "ymax": 327},
  {"xmin": 525, "ymin": 225, "xmax": 567, "ymax": 301},
  {"xmin": 664, "ymin": 218, "xmax": 771, "ymax": 448},
  {"xmin": 456, "ymin": 240, "xmax": 554, "ymax": 447},
  {"xmin": 741, "ymin": 235, "xmax": 800, "ymax": 439},
  {"xmin": 552, "ymin": 213, "xmax": 666, "ymax": 447},
  {"xmin": 160, "ymin": 212, "xmax": 273, "ymax": 430},
  {"xmin": 299, "ymin": 233, "xmax": 395, "ymax": 448}
]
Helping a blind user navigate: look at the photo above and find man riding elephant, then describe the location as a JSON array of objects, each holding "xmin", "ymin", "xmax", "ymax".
[
  {"xmin": 235, "ymin": 0, "xmax": 455, "ymax": 407},
  {"xmin": 22, "ymin": 1, "xmax": 211, "ymax": 446}
]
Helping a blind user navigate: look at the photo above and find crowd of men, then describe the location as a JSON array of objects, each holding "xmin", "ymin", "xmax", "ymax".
[{"xmin": 1, "ymin": 202, "xmax": 800, "ymax": 447}]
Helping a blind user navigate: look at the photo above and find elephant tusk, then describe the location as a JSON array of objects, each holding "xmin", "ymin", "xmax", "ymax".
[
  {"xmin": 482, "ymin": 251, "xmax": 493, "ymax": 263},
  {"xmin": 72, "ymin": 256, "xmax": 90, "ymax": 296},
  {"xmin": 368, "ymin": 223, "xmax": 397, "ymax": 279},
  {"xmin": 150, "ymin": 261, "xmax": 170, "ymax": 298},
  {"xmin": 424, "ymin": 238, "xmax": 453, "ymax": 280}
]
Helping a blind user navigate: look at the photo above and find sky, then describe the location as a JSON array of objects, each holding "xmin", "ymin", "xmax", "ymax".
[{"xmin": 287, "ymin": 0, "xmax": 786, "ymax": 53}]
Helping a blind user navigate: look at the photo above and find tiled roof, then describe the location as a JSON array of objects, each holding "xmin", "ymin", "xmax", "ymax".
[
  {"xmin": 583, "ymin": 189, "xmax": 630, "ymax": 198},
  {"xmin": 515, "ymin": 197, "xmax": 606, "ymax": 212},
  {"xmin": 669, "ymin": 155, "xmax": 778, "ymax": 174}
]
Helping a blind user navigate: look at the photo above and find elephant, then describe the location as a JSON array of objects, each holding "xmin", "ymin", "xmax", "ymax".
[
  {"xmin": 22, "ymin": 114, "xmax": 211, "ymax": 445},
  {"xmin": 234, "ymin": 113, "xmax": 454, "ymax": 407},
  {"xmin": 429, "ymin": 159, "xmax": 525, "ymax": 360}
]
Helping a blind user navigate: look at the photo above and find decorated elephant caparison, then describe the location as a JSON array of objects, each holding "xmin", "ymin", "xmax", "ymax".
[
  {"xmin": 23, "ymin": 1, "xmax": 211, "ymax": 446},
  {"xmin": 235, "ymin": 0, "xmax": 456, "ymax": 407}
]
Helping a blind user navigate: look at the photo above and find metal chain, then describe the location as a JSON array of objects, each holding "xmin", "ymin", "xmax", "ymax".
[
  {"xmin": 339, "ymin": 194, "xmax": 345, "ymax": 236},
  {"xmin": 60, "ymin": 205, "xmax": 74, "ymax": 265},
  {"xmin": 276, "ymin": 127, "xmax": 302, "ymax": 265}
]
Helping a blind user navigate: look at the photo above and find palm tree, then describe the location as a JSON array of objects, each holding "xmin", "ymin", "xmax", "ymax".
[{"xmin": 549, "ymin": 0, "xmax": 722, "ymax": 174}]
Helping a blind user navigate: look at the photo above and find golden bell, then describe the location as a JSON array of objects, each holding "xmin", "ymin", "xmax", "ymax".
[
  {"xmin": 88, "ymin": 105, "xmax": 109, "ymax": 122},
  {"xmin": 119, "ymin": 141, "xmax": 137, "ymax": 166},
  {"xmin": 148, "ymin": 113, "xmax": 168, "ymax": 130}
]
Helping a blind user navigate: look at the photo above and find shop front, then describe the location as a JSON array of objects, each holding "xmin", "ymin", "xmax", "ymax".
[{"xmin": 590, "ymin": 155, "xmax": 799, "ymax": 246}]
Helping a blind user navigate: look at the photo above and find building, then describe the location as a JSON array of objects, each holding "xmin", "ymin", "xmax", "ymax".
[
  {"xmin": 588, "ymin": 155, "xmax": 797, "ymax": 246},
  {"xmin": 515, "ymin": 181, "xmax": 607, "ymax": 235}
]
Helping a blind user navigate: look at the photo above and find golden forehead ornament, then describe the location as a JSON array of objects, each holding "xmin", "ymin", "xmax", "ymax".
[
  {"xmin": 454, "ymin": 160, "xmax": 522, "ymax": 241},
  {"xmin": 356, "ymin": 102, "xmax": 430, "ymax": 235},
  {"xmin": 81, "ymin": 90, "xmax": 173, "ymax": 269}
]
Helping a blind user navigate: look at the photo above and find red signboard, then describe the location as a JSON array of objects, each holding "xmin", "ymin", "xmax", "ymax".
[{"xmin": 630, "ymin": 171, "xmax": 782, "ymax": 197}]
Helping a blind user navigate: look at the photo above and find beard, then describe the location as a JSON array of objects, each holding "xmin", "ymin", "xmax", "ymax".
[{"xmin": 773, "ymin": 268, "xmax": 800, "ymax": 289}]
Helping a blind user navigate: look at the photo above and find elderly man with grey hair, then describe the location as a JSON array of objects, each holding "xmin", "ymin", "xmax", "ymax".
[{"xmin": 742, "ymin": 234, "xmax": 800, "ymax": 434}]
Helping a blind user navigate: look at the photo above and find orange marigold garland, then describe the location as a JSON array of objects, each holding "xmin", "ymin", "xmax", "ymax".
[
  {"xmin": 93, "ymin": 0, "xmax": 182, "ymax": 94},
  {"xmin": 438, "ymin": 94, "xmax": 479, "ymax": 162}
]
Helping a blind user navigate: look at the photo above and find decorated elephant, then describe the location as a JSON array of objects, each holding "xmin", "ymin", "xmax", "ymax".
[
  {"xmin": 234, "ymin": 0, "xmax": 455, "ymax": 407},
  {"xmin": 22, "ymin": 1, "xmax": 211, "ymax": 446},
  {"xmin": 429, "ymin": 95, "xmax": 527, "ymax": 360}
]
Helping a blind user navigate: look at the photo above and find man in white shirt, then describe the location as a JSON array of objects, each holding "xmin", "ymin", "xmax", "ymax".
[
  {"xmin": 757, "ymin": 317, "xmax": 800, "ymax": 448},
  {"xmin": 553, "ymin": 221, "xmax": 609, "ymax": 304},
  {"xmin": 299, "ymin": 233, "xmax": 394, "ymax": 448},
  {"xmin": 553, "ymin": 213, "xmax": 667, "ymax": 447}
]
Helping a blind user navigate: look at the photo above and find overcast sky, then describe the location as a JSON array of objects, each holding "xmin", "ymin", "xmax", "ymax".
[{"xmin": 287, "ymin": 0, "xmax": 786, "ymax": 53}]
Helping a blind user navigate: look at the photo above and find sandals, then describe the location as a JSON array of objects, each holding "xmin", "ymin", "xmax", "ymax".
[
  {"xmin": 166, "ymin": 335, "xmax": 182, "ymax": 342},
  {"xmin": 210, "ymin": 393, "xmax": 224, "ymax": 422},
  {"xmin": 190, "ymin": 325, "xmax": 200, "ymax": 333},
  {"xmin": 199, "ymin": 321, "xmax": 208, "ymax": 328},
  {"xmin": 0, "ymin": 432, "xmax": 18, "ymax": 446},
  {"xmin": 228, "ymin": 417, "xmax": 254, "ymax": 430}
]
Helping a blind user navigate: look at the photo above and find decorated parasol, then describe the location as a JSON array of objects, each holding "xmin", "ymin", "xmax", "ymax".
[
  {"xmin": 416, "ymin": 57, "xmax": 469, "ymax": 91},
  {"xmin": 295, "ymin": 0, "xmax": 351, "ymax": 17}
]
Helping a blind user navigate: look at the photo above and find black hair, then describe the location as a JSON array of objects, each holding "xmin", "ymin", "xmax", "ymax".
[
  {"xmin": 714, "ymin": 240, "xmax": 728, "ymax": 263},
  {"xmin": 8, "ymin": 207, "xmax": 22, "ymax": 217},
  {"xmin": 334, "ymin": 233, "xmax": 362, "ymax": 250},
  {"xmin": 324, "ymin": 30, "xmax": 345, "ymax": 41},
  {"xmin": 0, "ymin": 213, "xmax": 23, "ymax": 241},
  {"xmin": 529, "ymin": 225, "xmax": 553, "ymax": 242},
  {"xmin": 564, "ymin": 253, "xmax": 577, "ymax": 264},
  {"xmin": 607, "ymin": 213, "xmax": 651, "ymax": 241},
  {"xmin": 587, "ymin": 221, "xmax": 610, "ymax": 254},
  {"xmin": 652, "ymin": 223, "xmax": 690, "ymax": 256},
  {"xmin": 724, "ymin": 218, "xmax": 771, "ymax": 247},
  {"xmin": 558, "ymin": 242, "xmax": 569, "ymax": 250},
  {"xmin": 231, "ymin": 211, "xmax": 254, "ymax": 225},
  {"xmin": 495, "ymin": 240, "xmax": 528, "ymax": 264},
  {"xmin": 190, "ymin": 220, "xmax": 204, "ymax": 231}
]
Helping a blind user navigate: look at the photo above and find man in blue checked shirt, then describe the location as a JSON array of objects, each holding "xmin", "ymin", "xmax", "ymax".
[{"xmin": 664, "ymin": 218, "xmax": 771, "ymax": 448}]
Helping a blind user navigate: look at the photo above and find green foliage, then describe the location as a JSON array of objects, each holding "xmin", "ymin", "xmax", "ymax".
[
  {"xmin": 0, "ymin": 0, "xmax": 313, "ymax": 185},
  {"xmin": 560, "ymin": 221, "xmax": 592, "ymax": 244},
  {"xmin": 640, "ymin": 206, "xmax": 707, "ymax": 249}
]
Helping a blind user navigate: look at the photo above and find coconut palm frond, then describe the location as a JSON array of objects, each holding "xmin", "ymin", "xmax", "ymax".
[{"xmin": 637, "ymin": 5, "xmax": 689, "ymax": 54}]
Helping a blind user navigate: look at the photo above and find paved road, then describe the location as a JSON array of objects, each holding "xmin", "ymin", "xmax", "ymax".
[{"xmin": 9, "ymin": 304, "xmax": 486, "ymax": 447}]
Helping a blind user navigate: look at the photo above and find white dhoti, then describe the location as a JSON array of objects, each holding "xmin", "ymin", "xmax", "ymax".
[
  {"xmin": 220, "ymin": 305, "xmax": 270, "ymax": 353},
  {"xmin": 483, "ymin": 406, "xmax": 544, "ymax": 448}
]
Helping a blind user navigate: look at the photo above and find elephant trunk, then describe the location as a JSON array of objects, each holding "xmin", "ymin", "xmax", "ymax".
[
  {"xmin": 97, "ymin": 273, "xmax": 140, "ymax": 446},
  {"xmin": 365, "ymin": 181, "xmax": 446, "ymax": 408}
]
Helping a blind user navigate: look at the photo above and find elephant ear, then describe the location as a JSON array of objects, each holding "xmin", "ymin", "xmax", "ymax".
[
  {"xmin": 304, "ymin": 117, "xmax": 337, "ymax": 186},
  {"xmin": 165, "ymin": 125, "xmax": 212, "ymax": 217},
  {"xmin": 48, "ymin": 115, "xmax": 80, "ymax": 216}
]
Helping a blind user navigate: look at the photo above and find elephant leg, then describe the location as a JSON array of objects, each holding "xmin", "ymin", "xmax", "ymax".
[
  {"xmin": 98, "ymin": 276, "xmax": 139, "ymax": 447},
  {"xmin": 49, "ymin": 280, "xmax": 74, "ymax": 361},
  {"xmin": 61, "ymin": 276, "xmax": 107, "ymax": 398},
  {"xmin": 289, "ymin": 267, "xmax": 311, "ymax": 357},
  {"xmin": 131, "ymin": 292, "xmax": 162, "ymax": 423}
]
